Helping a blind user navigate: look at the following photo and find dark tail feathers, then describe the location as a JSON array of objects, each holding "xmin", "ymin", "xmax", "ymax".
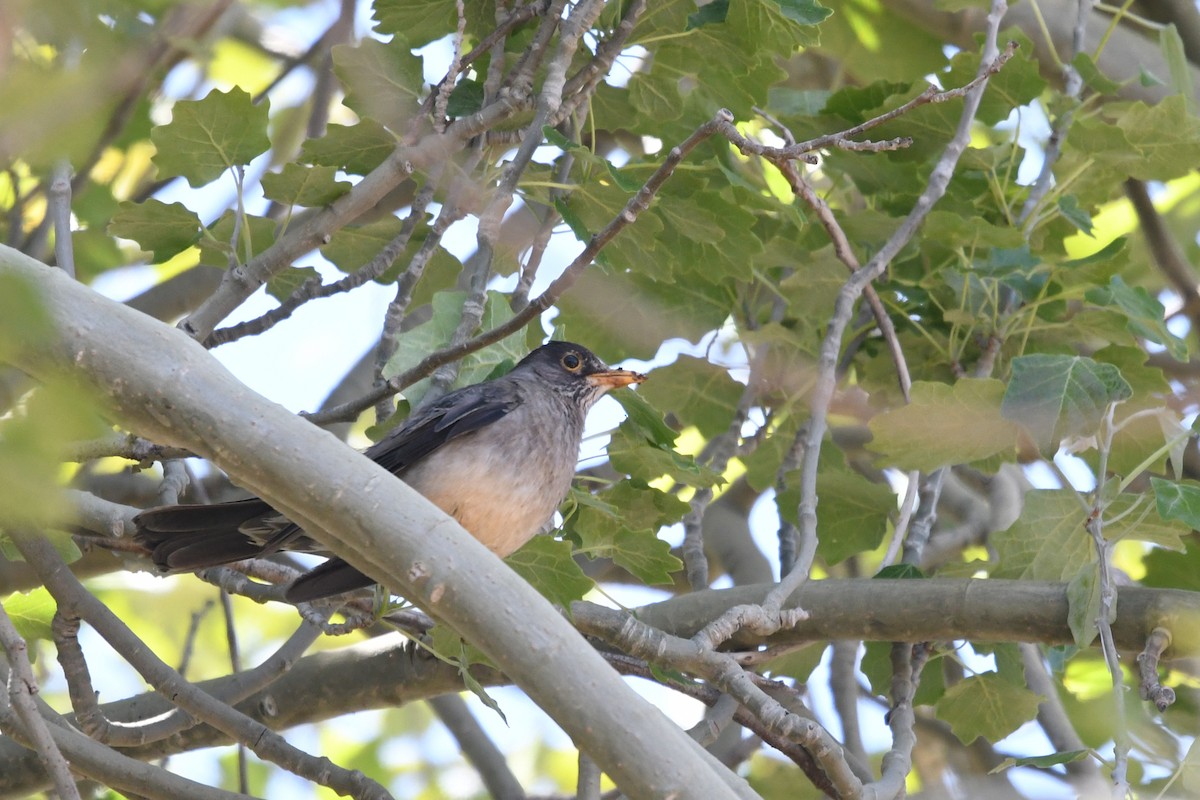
[
  {"xmin": 134, "ymin": 498, "xmax": 273, "ymax": 570},
  {"xmin": 284, "ymin": 558, "xmax": 375, "ymax": 603},
  {"xmin": 135, "ymin": 499, "xmax": 376, "ymax": 602}
]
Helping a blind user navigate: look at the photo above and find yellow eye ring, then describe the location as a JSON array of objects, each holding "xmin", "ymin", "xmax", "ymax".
[{"xmin": 561, "ymin": 352, "xmax": 582, "ymax": 371}]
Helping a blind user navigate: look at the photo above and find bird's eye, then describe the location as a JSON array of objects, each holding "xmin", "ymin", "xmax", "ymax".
[{"xmin": 561, "ymin": 352, "xmax": 582, "ymax": 371}]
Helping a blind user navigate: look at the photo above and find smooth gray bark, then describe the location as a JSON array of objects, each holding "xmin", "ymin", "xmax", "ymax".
[{"xmin": 0, "ymin": 245, "xmax": 750, "ymax": 800}]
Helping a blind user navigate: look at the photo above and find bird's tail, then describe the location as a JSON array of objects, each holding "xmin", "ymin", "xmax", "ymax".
[
  {"xmin": 136, "ymin": 500, "xmax": 377, "ymax": 603},
  {"xmin": 134, "ymin": 498, "xmax": 276, "ymax": 570},
  {"xmin": 283, "ymin": 558, "xmax": 375, "ymax": 603}
]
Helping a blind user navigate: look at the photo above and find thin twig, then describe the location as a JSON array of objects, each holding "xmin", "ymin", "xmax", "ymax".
[
  {"xmin": 576, "ymin": 603, "xmax": 863, "ymax": 798},
  {"xmin": 0, "ymin": 602, "xmax": 81, "ymax": 800},
  {"xmin": 52, "ymin": 606, "xmax": 320, "ymax": 747},
  {"xmin": 12, "ymin": 531, "xmax": 390, "ymax": 800},
  {"xmin": 307, "ymin": 110, "xmax": 735, "ymax": 425},
  {"xmin": 1091, "ymin": 403, "xmax": 1130, "ymax": 797},
  {"xmin": 901, "ymin": 468, "xmax": 947, "ymax": 567},
  {"xmin": 206, "ymin": 187, "xmax": 433, "ymax": 347},
  {"xmin": 48, "ymin": 160, "xmax": 75, "ymax": 278},
  {"xmin": 64, "ymin": 433, "xmax": 192, "ymax": 464},
  {"xmin": 681, "ymin": 344, "xmax": 770, "ymax": 590},
  {"xmin": 1136, "ymin": 627, "xmax": 1175, "ymax": 712},
  {"xmin": 419, "ymin": 2, "xmax": 545, "ymax": 122},
  {"xmin": 1019, "ymin": 0, "xmax": 1091, "ymax": 230},
  {"xmin": 694, "ymin": 32, "xmax": 1016, "ymax": 651},
  {"xmin": 180, "ymin": 88, "xmax": 533, "ymax": 342},
  {"xmin": 429, "ymin": 694, "xmax": 526, "ymax": 799}
]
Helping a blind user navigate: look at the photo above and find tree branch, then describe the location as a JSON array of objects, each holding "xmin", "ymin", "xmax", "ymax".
[{"xmin": 0, "ymin": 244, "xmax": 748, "ymax": 800}]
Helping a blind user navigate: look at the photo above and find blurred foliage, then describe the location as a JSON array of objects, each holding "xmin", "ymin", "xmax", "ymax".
[{"xmin": 5, "ymin": 0, "xmax": 1200, "ymax": 797}]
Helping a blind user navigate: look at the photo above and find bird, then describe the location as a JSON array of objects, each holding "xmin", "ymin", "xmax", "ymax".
[{"xmin": 134, "ymin": 341, "xmax": 647, "ymax": 602}]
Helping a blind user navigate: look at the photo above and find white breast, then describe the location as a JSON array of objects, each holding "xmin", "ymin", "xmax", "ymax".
[{"xmin": 398, "ymin": 393, "xmax": 584, "ymax": 556}]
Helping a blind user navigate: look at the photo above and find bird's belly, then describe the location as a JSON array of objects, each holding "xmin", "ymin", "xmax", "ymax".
[{"xmin": 401, "ymin": 439, "xmax": 573, "ymax": 557}]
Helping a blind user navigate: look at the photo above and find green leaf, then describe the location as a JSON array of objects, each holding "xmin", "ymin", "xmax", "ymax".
[
  {"xmin": 762, "ymin": 642, "xmax": 828, "ymax": 682},
  {"xmin": 265, "ymin": 267, "xmax": 321, "ymax": 303},
  {"xmin": 1181, "ymin": 732, "xmax": 1200, "ymax": 794},
  {"xmin": 1056, "ymin": 195, "xmax": 1094, "ymax": 236},
  {"xmin": 610, "ymin": 390, "xmax": 679, "ymax": 448},
  {"xmin": 505, "ymin": 537, "xmax": 594, "ymax": 609},
  {"xmin": 944, "ymin": 38, "xmax": 1046, "ymax": 126},
  {"xmin": 0, "ymin": 273, "xmax": 50, "ymax": 363},
  {"xmin": 922, "ymin": 211, "xmax": 1025, "ymax": 249},
  {"xmin": 1, "ymin": 588, "xmax": 56, "ymax": 643},
  {"xmin": 1085, "ymin": 276, "xmax": 1188, "ymax": 361},
  {"xmin": 807, "ymin": 465, "xmax": 894, "ymax": 565},
  {"xmin": 461, "ymin": 659, "xmax": 507, "ymax": 725},
  {"xmin": 260, "ymin": 164, "xmax": 351, "ymax": 207},
  {"xmin": 1151, "ymin": 477, "xmax": 1200, "ymax": 529},
  {"xmin": 108, "ymin": 199, "xmax": 203, "ymax": 263},
  {"xmin": 637, "ymin": 356, "xmax": 743, "ymax": 439},
  {"xmin": 992, "ymin": 490, "xmax": 1090, "ymax": 581},
  {"xmin": 771, "ymin": 0, "xmax": 833, "ymax": 25},
  {"xmin": 562, "ymin": 485, "xmax": 621, "ymax": 519},
  {"xmin": 607, "ymin": 424, "xmax": 721, "ymax": 489},
  {"xmin": 301, "ymin": 120, "xmax": 396, "ymax": 175},
  {"xmin": 822, "ymin": 80, "xmax": 910, "ymax": 123},
  {"xmin": 556, "ymin": 175, "xmax": 664, "ymax": 274},
  {"xmin": 1071, "ymin": 53, "xmax": 1121, "ymax": 95},
  {"xmin": 0, "ymin": 388, "xmax": 105, "ymax": 537},
  {"xmin": 1060, "ymin": 236, "xmax": 1128, "ymax": 270},
  {"xmin": 740, "ymin": 416, "xmax": 801, "ymax": 492},
  {"xmin": 859, "ymin": 642, "xmax": 946, "ymax": 706},
  {"xmin": 1139, "ymin": 66, "xmax": 1166, "ymax": 87},
  {"xmin": 777, "ymin": 247, "xmax": 850, "ymax": 322},
  {"xmin": 1001, "ymin": 355, "xmax": 1132, "ymax": 455},
  {"xmin": 875, "ymin": 564, "xmax": 925, "ymax": 579},
  {"xmin": 1104, "ymin": 491, "xmax": 1188, "ymax": 550},
  {"xmin": 319, "ymin": 216, "xmax": 407, "ymax": 273},
  {"xmin": 656, "ymin": 198, "xmax": 728, "ymax": 245},
  {"xmin": 687, "ymin": 0, "xmax": 728, "ymax": 29},
  {"xmin": 198, "ymin": 212, "xmax": 278, "ymax": 268},
  {"xmin": 935, "ymin": 673, "xmax": 1043, "ymax": 744},
  {"xmin": 1161, "ymin": 24, "xmax": 1194, "ymax": 108},
  {"xmin": 333, "ymin": 39, "xmax": 424, "ymax": 132},
  {"xmin": 151, "ymin": 88, "xmax": 270, "ymax": 186},
  {"xmin": 858, "ymin": 641, "xmax": 892, "ymax": 697},
  {"xmin": 1143, "ymin": 537, "xmax": 1200, "ymax": 591},
  {"xmin": 365, "ymin": 399, "xmax": 411, "ymax": 443},
  {"xmin": 446, "ymin": 80, "xmax": 484, "ymax": 117},
  {"xmin": 991, "ymin": 750, "xmax": 1091, "ymax": 772},
  {"xmin": 542, "ymin": 126, "xmax": 579, "ymax": 151},
  {"xmin": 372, "ymin": 0, "xmax": 454, "ymax": 46},
  {"xmin": 381, "ymin": 291, "xmax": 529, "ymax": 410},
  {"xmin": 1066, "ymin": 562, "xmax": 1105, "ymax": 647},
  {"xmin": 427, "ymin": 625, "xmax": 492, "ymax": 672},
  {"xmin": 869, "ymin": 379, "xmax": 1020, "ymax": 471},
  {"xmin": 775, "ymin": 443, "xmax": 893, "ymax": 565},
  {"xmin": 565, "ymin": 480, "xmax": 686, "ymax": 584},
  {"xmin": 1117, "ymin": 96, "xmax": 1200, "ymax": 181},
  {"xmin": 989, "ymin": 642, "xmax": 1026, "ymax": 687},
  {"xmin": 1104, "ymin": 278, "xmax": 1190, "ymax": 359},
  {"xmin": 608, "ymin": 528, "xmax": 683, "ymax": 585},
  {"xmin": 0, "ymin": 378, "xmax": 107, "ymax": 533}
]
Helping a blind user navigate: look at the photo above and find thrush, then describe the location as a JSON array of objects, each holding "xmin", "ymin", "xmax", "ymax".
[{"xmin": 135, "ymin": 341, "xmax": 646, "ymax": 602}]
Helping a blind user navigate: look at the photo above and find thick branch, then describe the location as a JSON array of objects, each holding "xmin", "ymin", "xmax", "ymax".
[
  {"xmin": 0, "ymin": 245, "xmax": 746, "ymax": 800},
  {"xmin": 623, "ymin": 580, "xmax": 1200, "ymax": 655}
]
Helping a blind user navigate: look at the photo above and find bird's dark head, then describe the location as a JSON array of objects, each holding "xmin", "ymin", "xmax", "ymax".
[{"xmin": 514, "ymin": 341, "xmax": 647, "ymax": 409}]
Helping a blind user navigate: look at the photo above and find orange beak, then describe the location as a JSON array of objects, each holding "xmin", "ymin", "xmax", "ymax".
[{"xmin": 586, "ymin": 368, "xmax": 648, "ymax": 389}]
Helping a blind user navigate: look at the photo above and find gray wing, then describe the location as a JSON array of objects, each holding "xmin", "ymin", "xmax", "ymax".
[
  {"xmin": 281, "ymin": 379, "xmax": 526, "ymax": 601},
  {"xmin": 363, "ymin": 379, "xmax": 524, "ymax": 474}
]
